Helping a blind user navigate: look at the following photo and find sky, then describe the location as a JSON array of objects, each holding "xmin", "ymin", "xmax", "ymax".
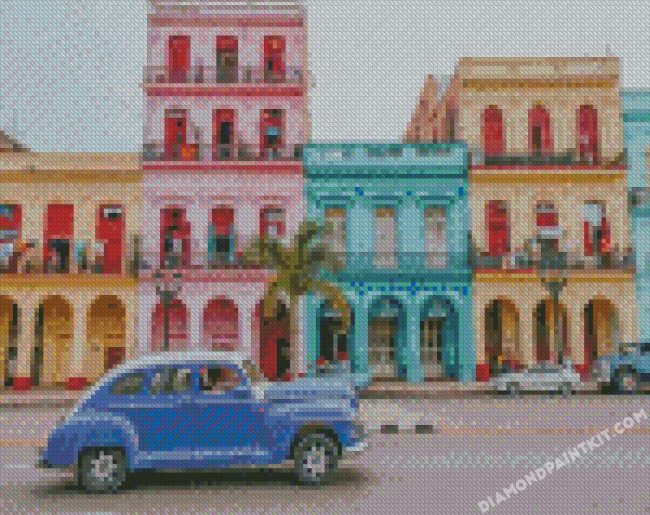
[{"xmin": 0, "ymin": 0, "xmax": 648, "ymax": 151}]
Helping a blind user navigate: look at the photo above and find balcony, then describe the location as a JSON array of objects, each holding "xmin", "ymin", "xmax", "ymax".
[
  {"xmin": 142, "ymin": 143, "xmax": 303, "ymax": 163},
  {"xmin": 469, "ymin": 149, "xmax": 627, "ymax": 168},
  {"xmin": 143, "ymin": 66, "xmax": 305, "ymax": 86},
  {"xmin": 470, "ymin": 249, "xmax": 635, "ymax": 272},
  {"xmin": 0, "ymin": 242, "xmax": 141, "ymax": 277}
]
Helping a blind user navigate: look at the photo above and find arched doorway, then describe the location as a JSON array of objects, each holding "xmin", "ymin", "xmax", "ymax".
[
  {"xmin": 203, "ymin": 298, "xmax": 239, "ymax": 351},
  {"xmin": 533, "ymin": 299, "xmax": 568, "ymax": 364},
  {"xmin": 35, "ymin": 296, "xmax": 73, "ymax": 386},
  {"xmin": 485, "ymin": 299, "xmax": 521, "ymax": 375},
  {"xmin": 584, "ymin": 299, "xmax": 619, "ymax": 367},
  {"xmin": 152, "ymin": 300, "xmax": 188, "ymax": 352},
  {"xmin": 318, "ymin": 302, "xmax": 353, "ymax": 363},
  {"xmin": 0, "ymin": 297, "xmax": 18, "ymax": 387},
  {"xmin": 368, "ymin": 297, "xmax": 404, "ymax": 380},
  {"xmin": 87, "ymin": 296, "xmax": 126, "ymax": 381},
  {"xmin": 256, "ymin": 300, "xmax": 290, "ymax": 381},
  {"xmin": 420, "ymin": 297, "xmax": 459, "ymax": 380}
]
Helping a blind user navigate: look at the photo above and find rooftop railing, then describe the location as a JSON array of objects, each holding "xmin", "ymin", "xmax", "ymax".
[{"xmin": 143, "ymin": 66, "xmax": 305, "ymax": 86}]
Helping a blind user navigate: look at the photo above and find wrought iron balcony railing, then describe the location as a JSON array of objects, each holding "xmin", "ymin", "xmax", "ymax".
[
  {"xmin": 142, "ymin": 143, "xmax": 303, "ymax": 163},
  {"xmin": 470, "ymin": 250, "xmax": 635, "ymax": 271},
  {"xmin": 469, "ymin": 149, "xmax": 627, "ymax": 167},
  {"xmin": 143, "ymin": 66, "xmax": 305, "ymax": 86}
]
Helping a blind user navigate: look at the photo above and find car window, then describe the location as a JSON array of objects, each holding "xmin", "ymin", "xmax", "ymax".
[
  {"xmin": 150, "ymin": 367, "xmax": 192, "ymax": 395},
  {"xmin": 198, "ymin": 366, "xmax": 242, "ymax": 395},
  {"xmin": 111, "ymin": 373, "xmax": 146, "ymax": 395},
  {"xmin": 641, "ymin": 342, "xmax": 650, "ymax": 354}
]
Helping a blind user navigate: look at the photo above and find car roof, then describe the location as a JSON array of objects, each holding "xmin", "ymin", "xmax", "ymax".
[{"xmin": 121, "ymin": 351, "xmax": 249, "ymax": 370}]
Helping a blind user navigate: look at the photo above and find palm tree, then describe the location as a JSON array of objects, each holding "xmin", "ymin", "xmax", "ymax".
[{"xmin": 246, "ymin": 221, "xmax": 352, "ymax": 376}]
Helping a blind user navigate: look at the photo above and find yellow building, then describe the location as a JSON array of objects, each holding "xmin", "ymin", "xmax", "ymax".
[
  {"xmin": 408, "ymin": 57, "xmax": 638, "ymax": 379},
  {"xmin": 0, "ymin": 150, "xmax": 141, "ymax": 390}
]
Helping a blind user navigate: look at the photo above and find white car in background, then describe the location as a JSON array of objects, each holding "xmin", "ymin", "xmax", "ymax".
[{"xmin": 491, "ymin": 363, "xmax": 581, "ymax": 397}]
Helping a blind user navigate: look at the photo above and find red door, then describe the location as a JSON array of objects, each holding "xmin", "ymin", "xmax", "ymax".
[
  {"xmin": 168, "ymin": 36, "xmax": 190, "ymax": 82},
  {"xmin": 528, "ymin": 105, "xmax": 552, "ymax": 155},
  {"xmin": 578, "ymin": 105, "xmax": 598, "ymax": 163},
  {"xmin": 264, "ymin": 36, "xmax": 286, "ymax": 82},
  {"xmin": 216, "ymin": 36, "xmax": 238, "ymax": 82},
  {"xmin": 260, "ymin": 110, "xmax": 283, "ymax": 157},
  {"xmin": 96, "ymin": 206, "xmax": 124, "ymax": 274},
  {"xmin": 486, "ymin": 201, "xmax": 510, "ymax": 256},
  {"xmin": 44, "ymin": 204, "xmax": 74, "ymax": 272},
  {"xmin": 0, "ymin": 205, "xmax": 22, "ymax": 272},
  {"xmin": 164, "ymin": 111, "xmax": 187, "ymax": 160},
  {"xmin": 258, "ymin": 302, "xmax": 290, "ymax": 381},
  {"xmin": 483, "ymin": 106, "xmax": 504, "ymax": 157},
  {"xmin": 212, "ymin": 109, "xmax": 235, "ymax": 159},
  {"xmin": 160, "ymin": 208, "xmax": 191, "ymax": 268}
]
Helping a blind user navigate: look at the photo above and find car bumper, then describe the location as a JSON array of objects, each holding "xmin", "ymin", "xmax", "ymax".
[{"xmin": 344, "ymin": 440, "xmax": 368, "ymax": 453}]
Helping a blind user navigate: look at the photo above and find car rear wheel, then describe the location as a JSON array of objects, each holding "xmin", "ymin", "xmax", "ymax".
[
  {"xmin": 293, "ymin": 433, "xmax": 338, "ymax": 486},
  {"xmin": 78, "ymin": 448, "xmax": 127, "ymax": 493}
]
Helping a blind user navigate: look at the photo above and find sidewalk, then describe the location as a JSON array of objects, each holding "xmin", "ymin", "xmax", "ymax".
[{"xmin": 1, "ymin": 381, "xmax": 601, "ymax": 406}]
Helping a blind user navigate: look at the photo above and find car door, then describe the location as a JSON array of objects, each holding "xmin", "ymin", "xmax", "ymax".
[
  {"xmin": 141, "ymin": 366, "xmax": 196, "ymax": 459},
  {"xmin": 191, "ymin": 363, "xmax": 267, "ymax": 465}
]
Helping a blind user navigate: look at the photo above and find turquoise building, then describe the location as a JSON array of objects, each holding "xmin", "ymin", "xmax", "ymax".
[
  {"xmin": 623, "ymin": 90, "xmax": 650, "ymax": 341},
  {"xmin": 303, "ymin": 143, "xmax": 474, "ymax": 383}
]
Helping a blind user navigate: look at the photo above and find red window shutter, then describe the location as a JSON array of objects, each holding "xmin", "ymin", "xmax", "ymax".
[{"xmin": 584, "ymin": 221, "xmax": 593, "ymax": 256}]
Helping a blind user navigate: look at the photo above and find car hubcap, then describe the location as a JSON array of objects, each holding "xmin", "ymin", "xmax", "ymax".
[
  {"xmin": 90, "ymin": 452, "xmax": 117, "ymax": 481},
  {"xmin": 303, "ymin": 444, "xmax": 327, "ymax": 477}
]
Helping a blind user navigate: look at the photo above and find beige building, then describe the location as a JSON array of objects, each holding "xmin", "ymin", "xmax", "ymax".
[
  {"xmin": 407, "ymin": 57, "xmax": 638, "ymax": 379},
  {"xmin": 0, "ymin": 150, "xmax": 142, "ymax": 389}
]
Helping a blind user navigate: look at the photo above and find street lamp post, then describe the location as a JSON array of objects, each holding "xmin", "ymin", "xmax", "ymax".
[{"xmin": 154, "ymin": 270, "xmax": 183, "ymax": 351}]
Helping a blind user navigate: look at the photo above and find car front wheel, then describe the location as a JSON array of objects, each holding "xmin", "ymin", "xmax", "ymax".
[
  {"xmin": 78, "ymin": 448, "xmax": 127, "ymax": 493},
  {"xmin": 293, "ymin": 433, "xmax": 338, "ymax": 486}
]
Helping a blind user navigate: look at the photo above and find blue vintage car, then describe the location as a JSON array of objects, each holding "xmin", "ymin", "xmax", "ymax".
[{"xmin": 38, "ymin": 352, "xmax": 366, "ymax": 492}]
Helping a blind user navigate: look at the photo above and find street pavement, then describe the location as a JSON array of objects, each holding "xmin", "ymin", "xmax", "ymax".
[{"xmin": 0, "ymin": 396, "xmax": 649, "ymax": 514}]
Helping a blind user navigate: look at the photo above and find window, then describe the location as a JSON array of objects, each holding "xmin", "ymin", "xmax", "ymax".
[
  {"xmin": 198, "ymin": 366, "xmax": 242, "ymax": 394},
  {"xmin": 324, "ymin": 207, "xmax": 346, "ymax": 260},
  {"xmin": 111, "ymin": 373, "xmax": 145, "ymax": 395},
  {"xmin": 486, "ymin": 201, "xmax": 510, "ymax": 256},
  {"xmin": 528, "ymin": 105, "xmax": 552, "ymax": 155},
  {"xmin": 260, "ymin": 207, "xmax": 285, "ymax": 239},
  {"xmin": 374, "ymin": 207, "xmax": 397, "ymax": 268},
  {"xmin": 425, "ymin": 206, "xmax": 447, "ymax": 268},
  {"xmin": 150, "ymin": 367, "xmax": 192, "ymax": 395},
  {"xmin": 577, "ymin": 105, "xmax": 599, "ymax": 163},
  {"xmin": 583, "ymin": 202, "xmax": 609, "ymax": 256},
  {"xmin": 482, "ymin": 106, "xmax": 504, "ymax": 157},
  {"xmin": 101, "ymin": 207, "xmax": 122, "ymax": 219},
  {"xmin": 536, "ymin": 202, "xmax": 560, "ymax": 256}
]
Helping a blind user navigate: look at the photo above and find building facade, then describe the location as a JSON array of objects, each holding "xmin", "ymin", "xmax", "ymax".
[
  {"xmin": 304, "ymin": 143, "xmax": 474, "ymax": 383},
  {"xmin": 623, "ymin": 90, "xmax": 650, "ymax": 341},
  {"xmin": 409, "ymin": 57, "xmax": 638, "ymax": 379},
  {"xmin": 0, "ymin": 152, "xmax": 141, "ymax": 390},
  {"xmin": 139, "ymin": 0, "xmax": 309, "ymax": 380}
]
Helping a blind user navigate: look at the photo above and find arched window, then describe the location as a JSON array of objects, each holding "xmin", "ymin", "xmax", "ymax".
[
  {"xmin": 528, "ymin": 105, "xmax": 552, "ymax": 155},
  {"xmin": 483, "ymin": 106, "xmax": 504, "ymax": 157},
  {"xmin": 577, "ymin": 105, "xmax": 599, "ymax": 163}
]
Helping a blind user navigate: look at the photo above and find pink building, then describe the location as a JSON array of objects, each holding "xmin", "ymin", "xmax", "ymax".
[{"xmin": 139, "ymin": 0, "xmax": 308, "ymax": 380}]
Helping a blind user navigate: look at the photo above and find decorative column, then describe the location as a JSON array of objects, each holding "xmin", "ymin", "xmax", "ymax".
[
  {"xmin": 519, "ymin": 302, "xmax": 535, "ymax": 367},
  {"xmin": 13, "ymin": 297, "xmax": 37, "ymax": 391},
  {"xmin": 456, "ymin": 293, "xmax": 476, "ymax": 382},
  {"xmin": 186, "ymin": 201, "xmax": 210, "ymax": 267},
  {"xmin": 136, "ymin": 286, "xmax": 156, "ymax": 355},
  {"xmin": 67, "ymin": 296, "xmax": 89, "ymax": 390},
  {"xmin": 405, "ymin": 300, "xmax": 424, "ymax": 383},
  {"xmin": 238, "ymin": 296, "xmax": 256, "ymax": 361},
  {"xmin": 235, "ymin": 202, "xmax": 259, "ymax": 255},
  {"xmin": 187, "ymin": 293, "xmax": 204, "ymax": 351},
  {"xmin": 352, "ymin": 295, "xmax": 369, "ymax": 379}
]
